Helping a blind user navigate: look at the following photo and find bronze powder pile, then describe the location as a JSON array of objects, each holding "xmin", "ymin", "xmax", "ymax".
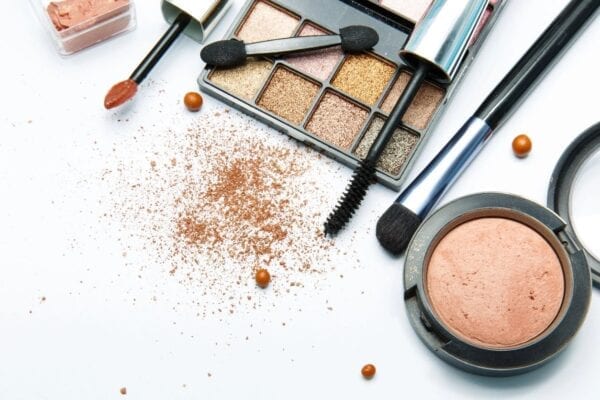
[{"xmin": 102, "ymin": 108, "xmax": 351, "ymax": 316}]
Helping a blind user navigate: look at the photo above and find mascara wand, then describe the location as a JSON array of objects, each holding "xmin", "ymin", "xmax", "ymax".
[
  {"xmin": 324, "ymin": 65, "xmax": 428, "ymax": 235},
  {"xmin": 324, "ymin": 0, "xmax": 489, "ymax": 236}
]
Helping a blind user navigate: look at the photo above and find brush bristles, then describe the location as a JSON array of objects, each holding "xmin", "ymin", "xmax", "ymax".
[
  {"xmin": 376, "ymin": 203, "xmax": 422, "ymax": 255},
  {"xmin": 324, "ymin": 160, "xmax": 376, "ymax": 236}
]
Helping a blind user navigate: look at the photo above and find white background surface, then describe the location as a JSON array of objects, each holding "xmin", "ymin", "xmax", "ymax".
[{"xmin": 1, "ymin": 0, "xmax": 599, "ymax": 399}]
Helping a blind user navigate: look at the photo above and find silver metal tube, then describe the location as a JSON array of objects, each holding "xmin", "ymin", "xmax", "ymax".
[
  {"xmin": 397, "ymin": 117, "xmax": 493, "ymax": 217},
  {"xmin": 401, "ymin": 0, "xmax": 488, "ymax": 83}
]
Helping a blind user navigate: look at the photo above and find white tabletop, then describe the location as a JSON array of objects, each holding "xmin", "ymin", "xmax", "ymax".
[{"xmin": 1, "ymin": 1, "xmax": 599, "ymax": 399}]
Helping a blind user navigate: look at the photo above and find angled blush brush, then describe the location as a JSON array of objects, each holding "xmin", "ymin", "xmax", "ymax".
[
  {"xmin": 324, "ymin": 0, "xmax": 489, "ymax": 236},
  {"xmin": 376, "ymin": 0, "xmax": 600, "ymax": 255},
  {"xmin": 200, "ymin": 25, "xmax": 378, "ymax": 68}
]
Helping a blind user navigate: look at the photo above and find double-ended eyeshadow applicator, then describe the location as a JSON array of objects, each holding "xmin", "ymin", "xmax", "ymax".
[
  {"xmin": 324, "ymin": 0, "xmax": 489, "ymax": 235},
  {"xmin": 376, "ymin": 0, "xmax": 600, "ymax": 255},
  {"xmin": 201, "ymin": 25, "xmax": 379, "ymax": 68}
]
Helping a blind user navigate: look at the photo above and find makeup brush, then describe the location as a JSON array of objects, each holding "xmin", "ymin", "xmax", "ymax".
[
  {"xmin": 324, "ymin": 0, "xmax": 489, "ymax": 236},
  {"xmin": 104, "ymin": 0, "xmax": 230, "ymax": 109},
  {"xmin": 200, "ymin": 25, "xmax": 379, "ymax": 68},
  {"xmin": 376, "ymin": 0, "xmax": 600, "ymax": 255}
]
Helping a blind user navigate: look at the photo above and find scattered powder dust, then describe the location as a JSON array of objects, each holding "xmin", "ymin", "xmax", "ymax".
[
  {"xmin": 172, "ymin": 138, "xmax": 331, "ymax": 270},
  {"xmin": 101, "ymin": 108, "xmax": 356, "ymax": 317}
]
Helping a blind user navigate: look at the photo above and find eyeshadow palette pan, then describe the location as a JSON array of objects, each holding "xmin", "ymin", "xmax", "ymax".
[
  {"xmin": 199, "ymin": 0, "xmax": 503, "ymax": 190},
  {"xmin": 374, "ymin": 0, "xmax": 432, "ymax": 23}
]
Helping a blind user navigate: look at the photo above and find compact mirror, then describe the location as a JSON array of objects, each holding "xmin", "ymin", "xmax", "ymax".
[
  {"xmin": 548, "ymin": 122, "xmax": 600, "ymax": 287},
  {"xmin": 570, "ymin": 148, "xmax": 600, "ymax": 262}
]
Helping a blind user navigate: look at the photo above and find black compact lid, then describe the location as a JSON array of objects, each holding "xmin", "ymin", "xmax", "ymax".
[{"xmin": 548, "ymin": 122, "xmax": 600, "ymax": 287}]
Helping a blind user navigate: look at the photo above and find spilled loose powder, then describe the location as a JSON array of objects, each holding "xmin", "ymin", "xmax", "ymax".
[
  {"xmin": 174, "ymin": 140, "xmax": 322, "ymax": 269},
  {"xmin": 102, "ymin": 108, "xmax": 350, "ymax": 316}
]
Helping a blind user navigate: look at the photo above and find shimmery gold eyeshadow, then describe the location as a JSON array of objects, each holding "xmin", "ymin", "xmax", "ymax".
[
  {"xmin": 257, "ymin": 67, "xmax": 320, "ymax": 125},
  {"xmin": 381, "ymin": 71, "xmax": 445, "ymax": 130},
  {"xmin": 354, "ymin": 117, "xmax": 419, "ymax": 176},
  {"xmin": 209, "ymin": 59, "xmax": 273, "ymax": 101},
  {"xmin": 332, "ymin": 54, "xmax": 395, "ymax": 106},
  {"xmin": 236, "ymin": 1, "xmax": 299, "ymax": 42},
  {"xmin": 306, "ymin": 91, "xmax": 368, "ymax": 150},
  {"xmin": 285, "ymin": 23, "xmax": 343, "ymax": 81}
]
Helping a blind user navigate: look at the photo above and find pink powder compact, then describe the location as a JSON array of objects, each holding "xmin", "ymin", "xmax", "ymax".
[
  {"xmin": 427, "ymin": 217, "xmax": 565, "ymax": 350},
  {"xmin": 403, "ymin": 123, "xmax": 600, "ymax": 375},
  {"xmin": 30, "ymin": 0, "xmax": 136, "ymax": 55},
  {"xmin": 404, "ymin": 189, "xmax": 594, "ymax": 376}
]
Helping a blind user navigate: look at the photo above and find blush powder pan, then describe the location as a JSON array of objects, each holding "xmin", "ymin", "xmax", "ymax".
[
  {"xmin": 402, "ymin": 123, "xmax": 600, "ymax": 376},
  {"xmin": 404, "ymin": 192, "xmax": 592, "ymax": 376},
  {"xmin": 427, "ymin": 217, "xmax": 565, "ymax": 349},
  {"xmin": 199, "ymin": 0, "xmax": 505, "ymax": 190}
]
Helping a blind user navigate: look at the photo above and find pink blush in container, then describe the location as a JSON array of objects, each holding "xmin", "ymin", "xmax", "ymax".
[
  {"xmin": 403, "ymin": 193, "xmax": 592, "ymax": 376},
  {"xmin": 30, "ymin": 0, "xmax": 136, "ymax": 55}
]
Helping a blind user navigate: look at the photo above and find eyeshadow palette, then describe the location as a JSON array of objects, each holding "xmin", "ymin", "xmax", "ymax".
[{"xmin": 199, "ymin": 0, "xmax": 503, "ymax": 190}]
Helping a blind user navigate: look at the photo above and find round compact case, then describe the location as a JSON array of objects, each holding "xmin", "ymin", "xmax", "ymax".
[{"xmin": 403, "ymin": 122, "xmax": 600, "ymax": 376}]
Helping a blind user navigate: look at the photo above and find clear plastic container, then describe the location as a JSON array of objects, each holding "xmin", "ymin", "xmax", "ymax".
[{"xmin": 30, "ymin": 0, "xmax": 136, "ymax": 55}]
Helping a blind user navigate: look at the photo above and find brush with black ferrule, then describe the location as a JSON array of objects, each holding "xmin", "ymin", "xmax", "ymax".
[
  {"xmin": 201, "ymin": 25, "xmax": 379, "ymax": 68},
  {"xmin": 104, "ymin": 0, "xmax": 230, "ymax": 109},
  {"xmin": 376, "ymin": 0, "xmax": 600, "ymax": 255},
  {"xmin": 323, "ymin": 0, "xmax": 489, "ymax": 236}
]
